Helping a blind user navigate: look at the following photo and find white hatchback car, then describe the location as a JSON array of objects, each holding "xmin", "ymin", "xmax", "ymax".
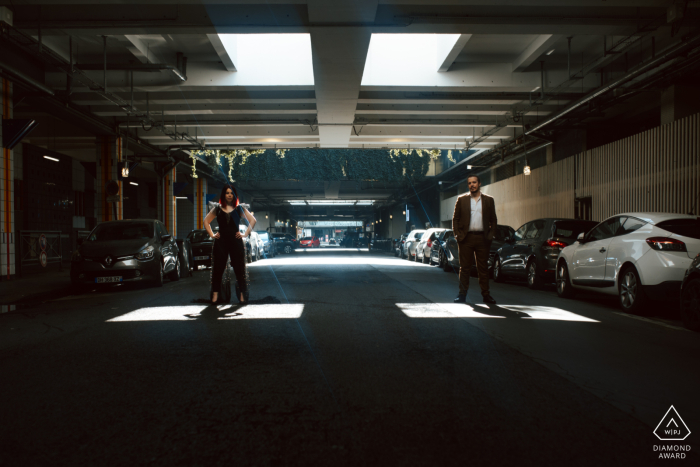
[{"xmin": 555, "ymin": 213, "xmax": 700, "ymax": 315}]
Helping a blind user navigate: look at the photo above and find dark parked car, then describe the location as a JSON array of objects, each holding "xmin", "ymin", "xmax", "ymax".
[
  {"xmin": 71, "ymin": 219, "xmax": 181, "ymax": 288},
  {"xmin": 395, "ymin": 233, "xmax": 409, "ymax": 257},
  {"xmin": 175, "ymin": 238, "xmax": 193, "ymax": 277},
  {"xmin": 493, "ymin": 218, "xmax": 598, "ymax": 288},
  {"xmin": 437, "ymin": 225, "xmax": 515, "ymax": 276},
  {"xmin": 680, "ymin": 253, "xmax": 700, "ymax": 332},
  {"xmin": 270, "ymin": 233, "xmax": 297, "ymax": 254},
  {"xmin": 187, "ymin": 229, "xmax": 214, "ymax": 270}
]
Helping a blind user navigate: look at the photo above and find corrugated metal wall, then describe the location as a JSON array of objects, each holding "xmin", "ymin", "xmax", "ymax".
[{"xmin": 441, "ymin": 113, "xmax": 700, "ymax": 230}]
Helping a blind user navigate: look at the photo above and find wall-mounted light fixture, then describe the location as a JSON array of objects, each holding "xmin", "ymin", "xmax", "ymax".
[
  {"xmin": 130, "ymin": 181, "xmax": 139, "ymax": 186},
  {"xmin": 121, "ymin": 161, "xmax": 129, "ymax": 178},
  {"xmin": 524, "ymin": 159, "xmax": 531, "ymax": 176},
  {"xmin": 43, "ymin": 155, "xmax": 59, "ymax": 162},
  {"xmin": 390, "ymin": 214, "xmax": 393, "ymax": 219}
]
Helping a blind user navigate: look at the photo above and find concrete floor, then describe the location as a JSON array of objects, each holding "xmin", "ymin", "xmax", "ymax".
[{"xmin": 1, "ymin": 249, "xmax": 698, "ymax": 466}]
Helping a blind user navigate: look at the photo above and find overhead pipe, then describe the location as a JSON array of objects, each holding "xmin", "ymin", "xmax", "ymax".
[
  {"xmin": 75, "ymin": 63, "xmax": 186, "ymax": 81},
  {"xmin": 0, "ymin": 60, "xmax": 55, "ymax": 96},
  {"xmin": 526, "ymin": 31, "xmax": 700, "ymax": 135}
]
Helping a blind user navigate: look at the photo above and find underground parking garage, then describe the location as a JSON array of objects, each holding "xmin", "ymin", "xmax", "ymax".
[{"xmin": 1, "ymin": 1, "xmax": 700, "ymax": 465}]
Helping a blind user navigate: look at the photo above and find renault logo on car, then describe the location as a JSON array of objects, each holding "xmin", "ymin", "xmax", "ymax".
[{"xmin": 104, "ymin": 256, "xmax": 113, "ymax": 266}]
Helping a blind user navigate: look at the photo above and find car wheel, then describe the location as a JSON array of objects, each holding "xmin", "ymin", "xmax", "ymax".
[
  {"xmin": 680, "ymin": 278, "xmax": 700, "ymax": 331},
  {"xmin": 493, "ymin": 258, "xmax": 505, "ymax": 283},
  {"xmin": 619, "ymin": 266, "xmax": 650, "ymax": 316},
  {"xmin": 442, "ymin": 255, "xmax": 453, "ymax": 273},
  {"xmin": 154, "ymin": 261, "xmax": 164, "ymax": 287},
  {"xmin": 284, "ymin": 245, "xmax": 292, "ymax": 254},
  {"xmin": 526, "ymin": 260, "xmax": 542, "ymax": 289},
  {"xmin": 556, "ymin": 261, "xmax": 576, "ymax": 299},
  {"xmin": 169, "ymin": 257, "xmax": 181, "ymax": 281}
]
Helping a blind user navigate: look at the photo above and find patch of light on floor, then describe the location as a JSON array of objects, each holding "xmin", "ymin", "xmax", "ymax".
[
  {"xmin": 107, "ymin": 304, "xmax": 304, "ymax": 322},
  {"xmin": 398, "ymin": 303, "xmax": 599, "ymax": 322},
  {"xmin": 248, "ymin": 255, "xmax": 431, "ymax": 267},
  {"xmin": 398, "ymin": 303, "xmax": 504, "ymax": 319}
]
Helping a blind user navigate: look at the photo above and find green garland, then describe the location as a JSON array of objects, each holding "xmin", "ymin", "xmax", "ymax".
[{"xmin": 192, "ymin": 148, "xmax": 461, "ymax": 183}]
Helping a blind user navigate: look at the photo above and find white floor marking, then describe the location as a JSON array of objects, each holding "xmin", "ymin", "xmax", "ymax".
[{"xmin": 613, "ymin": 312, "xmax": 688, "ymax": 331}]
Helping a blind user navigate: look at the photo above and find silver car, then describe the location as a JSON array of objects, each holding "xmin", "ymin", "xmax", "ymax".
[
  {"xmin": 403, "ymin": 229, "xmax": 426, "ymax": 261},
  {"xmin": 415, "ymin": 228, "xmax": 446, "ymax": 264}
]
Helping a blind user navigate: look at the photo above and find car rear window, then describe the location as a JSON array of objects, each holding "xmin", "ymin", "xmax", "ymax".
[
  {"xmin": 656, "ymin": 219, "xmax": 700, "ymax": 240},
  {"xmin": 187, "ymin": 231, "xmax": 210, "ymax": 243},
  {"xmin": 414, "ymin": 232, "xmax": 424, "ymax": 239},
  {"xmin": 89, "ymin": 222, "xmax": 153, "ymax": 241},
  {"xmin": 553, "ymin": 220, "xmax": 598, "ymax": 239}
]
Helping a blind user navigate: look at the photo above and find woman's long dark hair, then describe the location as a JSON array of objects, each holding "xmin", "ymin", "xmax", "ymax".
[{"xmin": 218, "ymin": 184, "xmax": 239, "ymax": 208}]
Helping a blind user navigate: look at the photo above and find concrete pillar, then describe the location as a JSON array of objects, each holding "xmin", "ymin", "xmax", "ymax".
[
  {"xmin": 193, "ymin": 177, "xmax": 208, "ymax": 230},
  {"xmin": 162, "ymin": 167, "xmax": 176, "ymax": 236},
  {"xmin": 0, "ymin": 78, "xmax": 16, "ymax": 278},
  {"xmin": 96, "ymin": 136, "xmax": 123, "ymax": 223},
  {"xmin": 661, "ymin": 85, "xmax": 700, "ymax": 125}
]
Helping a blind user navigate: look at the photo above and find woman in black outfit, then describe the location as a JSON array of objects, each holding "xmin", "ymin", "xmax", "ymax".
[{"xmin": 204, "ymin": 185, "xmax": 256, "ymax": 304}]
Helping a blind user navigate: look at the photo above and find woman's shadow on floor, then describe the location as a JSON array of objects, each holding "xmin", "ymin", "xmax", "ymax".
[{"xmin": 187, "ymin": 296, "xmax": 282, "ymax": 320}]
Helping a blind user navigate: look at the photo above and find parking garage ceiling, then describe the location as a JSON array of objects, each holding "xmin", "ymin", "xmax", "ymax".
[{"xmin": 3, "ymin": 0, "xmax": 700, "ymax": 210}]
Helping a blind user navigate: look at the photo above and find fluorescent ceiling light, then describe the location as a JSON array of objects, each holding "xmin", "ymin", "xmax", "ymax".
[
  {"xmin": 288, "ymin": 200, "xmax": 375, "ymax": 205},
  {"xmin": 130, "ymin": 182, "xmax": 139, "ymax": 186},
  {"xmin": 531, "ymin": 86, "xmax": 540, "ymax": 92},
  {"xmin": 546, "ymin": 49, "xmax": 555, "ymax": 55},
  {"xmin": 218, "ymin": 34, "xmax": 314, "ymax": 86},
  {"xmin": 43, "ymin": 155, "xmax": 59, "ymax": 162},
  {"xmin": 176, "ymin": 196, "xmax": 188, "ymax": 199}
]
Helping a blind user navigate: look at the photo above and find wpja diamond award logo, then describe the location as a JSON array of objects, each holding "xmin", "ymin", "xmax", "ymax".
[{"xmin": 653, "ymin": 405, "xmax": 691, "ymax": 459}]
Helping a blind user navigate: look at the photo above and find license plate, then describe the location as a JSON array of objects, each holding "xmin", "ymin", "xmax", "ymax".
[
  {"xmin": 195, "ymin": 256, "xmax": 209, "ymax": 261},
  {"xmin": 96, "ymin": 276, "xmax": 122, "ymax": 283}
]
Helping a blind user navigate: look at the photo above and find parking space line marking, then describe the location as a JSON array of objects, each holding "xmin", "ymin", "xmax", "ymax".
[{"xmin": 613, "ymin": 312, "xmax": 689, "ymax": 331}]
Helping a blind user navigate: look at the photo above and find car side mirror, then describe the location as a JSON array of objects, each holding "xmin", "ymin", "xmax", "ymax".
[
  {"xmin": 161, "ymin": 234, "xmax": 172, "ymax": 242},
  {"xmin": 577, "ymin": 232, "xmax": 586, "ymax": 243}
]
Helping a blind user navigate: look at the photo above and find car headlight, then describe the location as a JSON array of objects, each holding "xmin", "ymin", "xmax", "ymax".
[
  {"xmin": 135, "ymin": 245, "xmax": 155, "ymax": 260},
  {"xmin": 71, "ymin": 250, "xmax": 82, "ymax": 262}
]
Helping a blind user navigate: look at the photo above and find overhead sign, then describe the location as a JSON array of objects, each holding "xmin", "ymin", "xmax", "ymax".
[{"xmin": 297, "ymin": 221, "xmax": 362, "ymax": 228}]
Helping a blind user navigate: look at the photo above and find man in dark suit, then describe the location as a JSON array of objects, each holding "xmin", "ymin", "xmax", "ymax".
[{"xmin": 452, "ymin": 174, "xmax": 498, "ymax": 304}]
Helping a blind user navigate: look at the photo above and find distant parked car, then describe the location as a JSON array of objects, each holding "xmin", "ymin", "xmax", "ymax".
[
  {"xmin": 416, "ymin": 228, "xmax": 446, "ymax": 264},
  {"xmin": 270, "ymin": 233, "xmax": 297, "ymax": 254},
  {"xmin": 556, "ymin": 213, "xmax": 700, "ymax": 315},
  {"xmin": 494, "ymin": 218, "xmax": 598, "ymax": 289},
  {"xmin": 395, "ymin": 233, "xmax": 409, "ymax": 257},
  {"xmin": 438, "ymin": 225, "xmax": 515, "ymax": 276},
  {"xmin": 299, "ymin": 236, "xmax": 320, "ymax": 248},
  {"xmin": 329, "ymin": 239, "xmax": 337, "ymax": 245},
  {"xmin": 256, "ymin": 231, "xmax": 275, "ymax": 258},
  {"xmin": 681, "ymin": 253, "xmax": 700, "ymax": 331},
  {"xmin": 403, "ymin": 230, "xmax": 426, "ymax": 260},
  {"xmin": 187, "ymin": 229, "xmax": 214, "ymax": 270},
  {"xmin": 240, "ymin": 226, "xmax": 261, "ymax": 262},
  {"xmin": 71, "ymin": 219, "xmax": 181, "ymax": 288}
]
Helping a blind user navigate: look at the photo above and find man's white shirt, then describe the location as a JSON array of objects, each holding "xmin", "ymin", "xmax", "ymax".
[{"xmin": 468, "ymin": 194, "xmax": 483, "ymax": 232}]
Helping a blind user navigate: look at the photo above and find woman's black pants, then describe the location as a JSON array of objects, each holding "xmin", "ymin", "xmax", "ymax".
[{"xmin": 211, "ymin": 238, "xmax": 247, "ymax": 294}]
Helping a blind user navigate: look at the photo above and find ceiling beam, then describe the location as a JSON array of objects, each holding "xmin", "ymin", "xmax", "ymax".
[
  {"xmin": 310, "ymin": 28, "xmax": 372, "ymax": 147},
  {"xmin": 512, "ymin": 34, "xmax": 562, "ymax": 72},
  {"xmin": 207, "ymin": 33, "xmax": 237, "ymax": 72},
  {"xmin": 438, "ymin": 34, "xmax": 472, "ymax": 73},
  {"xmin": 115, "ymin": 35, "xmax": 165, "ymax": 64}
]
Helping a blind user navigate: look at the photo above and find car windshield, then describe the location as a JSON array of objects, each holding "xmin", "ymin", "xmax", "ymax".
[
  {"xmin": 301, "ymin": 237, "xmax": 313, "ymax": 241},
  {"xmin": 656, "ymin": 219, "xmax": 700, "ymax": 240},
  {"xmin": 413, "ymin": 232, "xmax": 424, "ymax": 240},
  {"xmin": 88, "ymin": 222, "xmax": 153, "ymax": 242},
  {"xmin": 553, "ymin": 220, "xmax": 598, "ymax": 239},
  {"xmin": 187, "ymin": 231, "xmax": 210, "ymax": 243},
  {"xmin": 258, "ymin": 232, "xmax": 270, "ymax": 242}
]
